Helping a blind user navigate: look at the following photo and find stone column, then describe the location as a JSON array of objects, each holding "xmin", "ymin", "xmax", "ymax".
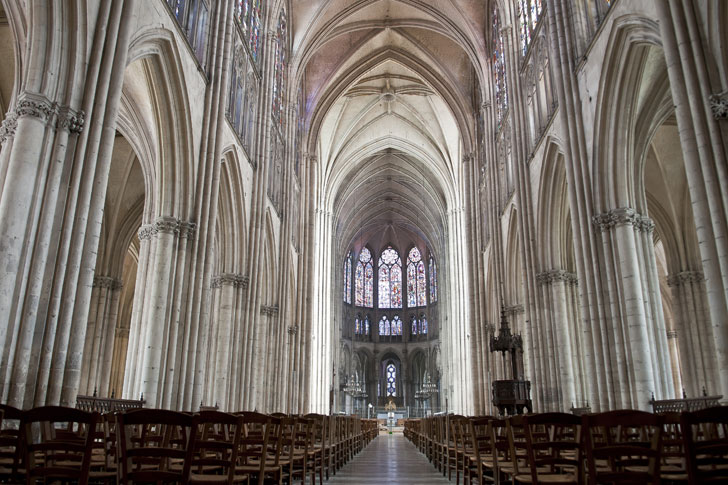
[
  {"xmin": 80, "ymin": 276, "xmax": 123, "ymax": 396},
  {"xmin": 666, "ymin": 270, "xmax": 714, "ymax": 396},
  {"xmin": 536, "ymin": 270, "xmax": 578, "ymax": 411},
  {"xmin": 656, "ymin": 0, "xmax": 728, "ymax": 398},
  {"xmin": 593, "ymin": 208, "xmax": 673, "ymax": 408}
]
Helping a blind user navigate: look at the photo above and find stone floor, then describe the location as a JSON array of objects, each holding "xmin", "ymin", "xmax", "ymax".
[{"xmin": 326, "ymin": 434, "xmax": 452, "ymax": 484}]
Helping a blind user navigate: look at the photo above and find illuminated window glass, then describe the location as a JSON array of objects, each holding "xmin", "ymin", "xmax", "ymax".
[
  {"xmin": 355, "ymin": 248, "xmax": 374, "ymax": 307},
  {"xmin": 386, "ymin": 363, "xmax": 396, "ymax": 397},
  {"xmin": 343, "ymin": 252, "xmax": 352, "ymax": 304},
  {"xmin": 378, "ymin": 246, "xmax": 402, "ymax": 309}
]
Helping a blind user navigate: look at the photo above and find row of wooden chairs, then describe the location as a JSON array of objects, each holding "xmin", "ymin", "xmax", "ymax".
[
  {"xmin": 0, "ymin": 403, "xmax": 378, "ymax": 484},
  {"xmin": 404, "ymin": 406, "xmax": 728, "ymax": 484}
]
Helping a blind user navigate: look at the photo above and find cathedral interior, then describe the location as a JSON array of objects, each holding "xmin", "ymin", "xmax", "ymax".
[{"xmin": 0, "ymin": 0, "xmax": 727, "ymax": 425}]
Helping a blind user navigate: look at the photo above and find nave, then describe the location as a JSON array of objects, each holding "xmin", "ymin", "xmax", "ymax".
[{"xmin": 327, "ymin": 434, "xmax": 451, "ymax": 485}]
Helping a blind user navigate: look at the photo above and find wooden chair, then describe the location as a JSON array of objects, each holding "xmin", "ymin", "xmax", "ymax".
[
  {"xmin": 116, "ymin": 408, "xmax": 196, "ymax": 484},
  {"xmin": 236, "ymin": 412, "xmax": 283, "ymax": 485},
  {"xmin": 582, "ymin": 409, "xmax": 663, "ymax": 485},
  {"xmin": 0, "ymin": 404, "xmax": 25, "ymax": 482},
  {"xmin": 680, "ymin": 405, "xmax": 728, "ymax": 483},
  {"xmin": 467, "ymin": 416, "xmax": 497, "ymax": 485},
  {"xmin": 22, "ymin": 405, "xmax": 101, "ymax": 485},
  {"xmin": 487, "ymin": 418, "xmax": 516, "ymax": 484},
  {"xmin": 187, "ymin": 410, "xmax": 248, "ymax": 484},
  {"xmin": 303, "ymin": 413, "xmax": 326, "ymax": 485},
  {"xmin": 515, "ymin": 412, "xmax": 581, "ymax": 484},
  {"xmin": 446, "ymin": 415, "xmax": 464, "ymax": 481},
  {"xmin": 658, "ymin": 412, "xmax": 687, "ymax": 482}
]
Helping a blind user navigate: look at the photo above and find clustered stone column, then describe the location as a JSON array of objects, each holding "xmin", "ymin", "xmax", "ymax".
[
  {"xmin": 123, "ymin": 217, "xmax": 196, "ymax": 408},
  {"xmin": 80, "ymin": 276, "xmax": 123, "ymax": 397},
  {"xmin": 0, "ymin": 0, "xmax": 136, "ymax": 409}
]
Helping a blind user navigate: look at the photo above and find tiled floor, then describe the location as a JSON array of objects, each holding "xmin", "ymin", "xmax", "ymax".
[{"xmin": 326, "ymin": 434, "xmax": 452, "ymax": 484}]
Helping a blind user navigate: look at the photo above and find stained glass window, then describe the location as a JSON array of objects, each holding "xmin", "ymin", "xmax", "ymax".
[
  {"xmin": 379, "ymin": 316, "xmax": 390, "ymax": 336},
  {"xmin": 386, "ymin": 363, "xmax": 396, "ymax": 396},
  {"xmin": 355, "ymin": 248, "xmax": 374, "ymax": 307},
  {"xmin": 294, "ymin": 86, "xmax": 304, "ymax": 178},
  {"xmin": 429, "ymin": 255, "xmax": 438, "ymax": 303},
  {"xmin": 344, "ymin": 252, "xmax": 352, "ymax": 304},
  {"xmin": 354, "ymin": 316, "xmax": 361, "ymax": 335},
  {"xmin": 518, "ymin": 0, "xmax": 543, "ymax": 56},
  {"xmin": 235, "ymin": 0, "xmax": 262, "ymax": 63},
  {"xmin": 492, "ymin": 5, "xmax": 508, "ymax": 126},
  {"xmin": 411, "ymin": 315, "xmax": 417, "ymax": 335},
  {"xmin": 249, "ymin": 0, "xmax": 262, "ymax": 62},
  {"xmin": 406, "ymin": 247, "xmax": 427, "ymax": 307},
  {"xmin": 364, "ymin": 315, "xmax": 370, "ymax": 335},
  {"xmin": 272, "ymin": 9, "xmax": 288, "ymax": 131},
  {"xmin": 392, "ymin": 316, "xmax": 402, "ymax": 336},
  {"xmin": 421, "ymin": 315, "xmax": 428, "ymax": 334},
  {"xmin": 378, "ymin": 246, "xmax": 402, "ymax": 309}
]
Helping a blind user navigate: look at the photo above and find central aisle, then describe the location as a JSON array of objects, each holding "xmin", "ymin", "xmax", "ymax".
[{"xmin": 327, "ymin": 434, "xmax": 452, "ymax": 484}]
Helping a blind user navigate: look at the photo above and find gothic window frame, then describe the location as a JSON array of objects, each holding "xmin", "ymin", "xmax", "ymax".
[
  {"xmin": 364, "ymin": 315, "xmax": 370, "ymax": 336},
  {"xmin": 386, "ymin": 361, "xmax": 397, "ymax": 397},
  {"xmin": 355, "ymin": 247, "xmax": 374, "ymax": 307},
  {"xmin": 378, "ymin": 246, "xmax": 403, "ymax": 309},
  {"xmin": 271, "ymin": 8, "xmax": 288, "ymax": 133},
  {"xmin": 492, "ymin": 3, "xmax": 508, "ymax": 127},
  {"xmin": 517, "ymin": 0, "xmax": 544, "ymax": 57},
  {"xmin": 166, "ymin": 0, "xmax": 211, "ymax": 70},
  {"xmin": 235, "ymin": 0, "xmax": 264, "ymax": 67},
  {"xmin": 429, "ymin": 255, "xmax": 438, "ymax": 304},
  {"xmin": 391, "ymin": 315, "xmax": 402, "ymax": 336},
  {"xmin": 354, "ymin": 315, "xmax": 361, "ymax": 335},
  {"xmin": 379, "ymin": 315, "xmax": 391, "ymax": 336},
  {"xmin": 406, "ymin": 246, "xmax": 427, "ymax": 307},
  {"xmin": 420, "ymin": 314, "xmax": 428, "ymax": 335},
  {"xmin": 344, "ymin": 251, "xmax": 353, "ymax": 304}
]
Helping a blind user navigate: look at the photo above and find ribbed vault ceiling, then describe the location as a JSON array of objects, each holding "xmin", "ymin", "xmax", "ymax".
[{"xmin": 293, "ymin": 0, "xmax": 487, "ymax": 257}]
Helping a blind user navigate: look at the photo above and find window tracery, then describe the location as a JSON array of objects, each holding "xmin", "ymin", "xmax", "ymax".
[
  {"xmin": 355, "ymin": 248, "xmax": 374, "ymax": 307},
  {"xmin": 379, "ymin": 315, "xmax": 390, "ymax": 336},
  {"xmin": 386, "ymin": 363, "xmax": 396, "ymax": 397},
  {"xmin": 517, "ymin": 0, "xmax": 543, "ymax": 56},
  {"xmin": 378, "ymin": 246, "xmax": 402, "ymax": 309},
  {"xmin": 344, "ymin": 252, "xmax": 352, "ymax": 304},
  {"xmin": 492, "ymin": 4, "xmax": 508, "ymax": 126},
  {"xmin": 272, "ymin": 9, "xmax": 288, "ymax": 131},
  {"xmin": 407, "ymin": 246, "xmax": 427, "ymax": 307},
  {"xmin": 235, "ymin": 0, "xmax": 262, "ymax": 63},
  {"xmin": 429, "ymin": 255, "xmax": 438, "ymax": 303}
]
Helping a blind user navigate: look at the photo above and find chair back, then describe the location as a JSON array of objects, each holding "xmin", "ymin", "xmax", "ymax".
[
  {"xmin": 22, "ymin": 405, "xmax": 100, "ymax": 485},
  {"xmin": 238, "ymin": 412, "xmax": 283, "ymax": 475},
  {"xmin": 0, "ymin": 404, "xmax": 25, "ymax": 481},
  {"xmin": 521, "ymin": 412, "xmax": 581, "ymax": 483},
  {"xmin": 582, "ymin": 409, "xmax": 663, "ymax": 485},
  {"xmin": 681, "ymin": 405, "xmax": 728, "ymax": 483},
  {"xmin": 116, "ymin": 408, "xmax": 195, "ymax": 484},
  {"xmin": 188, "ymin": 410, "xmax": 244, "ymax": 483}
]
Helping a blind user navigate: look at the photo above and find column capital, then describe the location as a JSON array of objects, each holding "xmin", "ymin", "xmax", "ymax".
[
  {"xmin": 709, "ymin": 91, "xmax": 728, "ymax": 119},
  {"xmin": 93, "ymin": 275, "xmax": 123, "ymax": 290},
  {"xmin": 211, "ymin": 273, "xmax": 249, "ymax": 289},
  {"xmin": 592, "ymin": 207, "xmax": 654, "ymax": 233},
  {"xmin": 666, "ymin": 270, "xmax": 704, "ymax": 287},
  {"xmin": 536, "ymin": 269, "xmax": 578, "ymax": 286},
  {"xmin": 260, "ymin": 304, "xmax": 280, "ymax": 316}
]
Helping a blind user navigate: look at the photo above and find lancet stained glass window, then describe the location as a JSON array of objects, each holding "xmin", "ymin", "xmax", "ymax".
[
  {"xmin": 492, "ymin": 5, "xmax": 508, "ymax": 126},
  {"xmin": 272, "ymin": 9, "xmax": 288, "ymax": 131},
  {"xmin": 411, "ymin": 315, "xmax": 417, "ymax": 335},
  {"xmin": 354, "ymin": 316, "xmax": 361, "ymax": 335},
  {"xmin": 386, "ymin": 363, "xmax": 396, "ymax": 396},
  {"xmin": 518, "ymin": 0, "xmax": 543, "ymax": 56},
  {"xmin": 429, "ymin": 255, "xmax": 438, "ymax": 303},
  {"xmin": 407, "ymin": 247, "xmax": 427, "ymax": 307},
  {"xmin": 344, "ymin": 252, "xmax": 352, "ymax": 304},
  {"xmin": 420, "ymin": 315, "xmax": 428, "ymax": 334},
  {"xmin": 378, "ymin": 246, "xmax": 402, "ymax": 309},
  {"xmin": 392, "ymin": 315, "xmax": 402, "ymax": 336},
  {"xmin": 364, "ymin": 315, "xmax": 370, "ymax": 335},
  {"xmin": 235, "ymin": 0, "xmax": 262, "ymax": 63},
  {"xmin": 355, "ymin": 248, "xmax": 373, "ymax": 307},
  {"xmin": 379, "ymin": 316, "xmax": 390, "ymax": 336}
]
